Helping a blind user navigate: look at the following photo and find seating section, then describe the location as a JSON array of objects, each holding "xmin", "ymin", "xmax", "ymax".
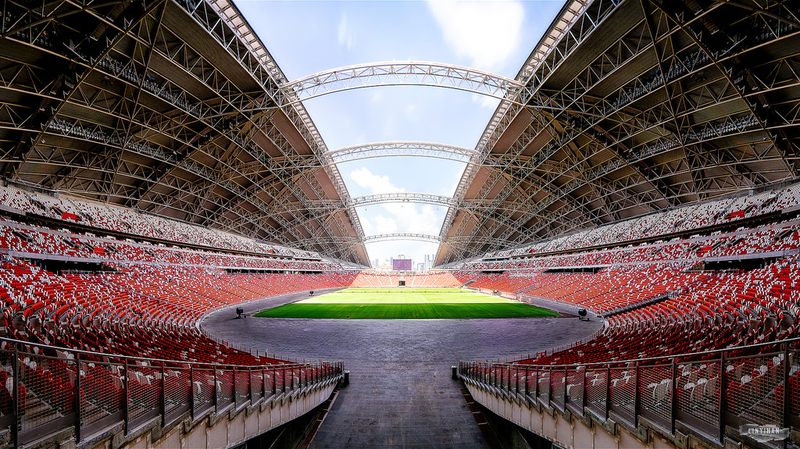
[
  {"xmin": 458, "ymin": 272, "xmax": 539, "ymax": 295},
  {"xmin": 6, "ymin": 181, "xmax": 799, "ymax": 273},
  {"xmin": 457, "ymin": 217, "xmax": 800, "ymax": 366},
  {"xmin": 1, "ymin": 259, "xmax": 354, "ymax": 363},
  {"xmin": 478, "ymin": 181, "xmax": 800, "ymax": 260},
  {"xmin": 0, "ymin": 218, "xmax": 344, "ymax": 272},
  {"xmin": 350, "ymin": 271, "xmax": 461, "ymax": 288},
  {"xmin": 516, "ymin": 256, "xmax": 799, "ymax": 365},
  {"xmin": 0, "ymin": 185, "xmax": 332, "ymax": 261},
  {"xmin": 407, "ymin": 272, "xmax": 461, "ymax": 288},
  {"xmin": 460, "ymin": 200, "xmax": 800, "ymax": 441},
  {"xmin": 2, "ymin": 181, "xmax": 800, "ymax": 445},
  {"xmin": 0, "ymin": 216, "xmax": 356, "ymax": 436},
  {"xmin": 459, "ymin": 218, "xmax": 800, "ymax": 275}
]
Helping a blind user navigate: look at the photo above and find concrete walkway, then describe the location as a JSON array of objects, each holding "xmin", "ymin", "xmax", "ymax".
[{"xmin": 201, "ymin": 291, "xmax": 602, "ymax": 449}]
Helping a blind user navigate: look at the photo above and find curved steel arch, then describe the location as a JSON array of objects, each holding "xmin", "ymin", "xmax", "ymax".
[
  {"xmin": 350, "ymin": 192, "xmax": 564, "ymax": 214},
  {"xmin": 327, "ymin": 142, "xmax": 476, "ymax": 165},
  {"xmin": 277, "ymin": 62, "xmax": 541, "ymax": 107},
  {"xmin": 363, "ymin": 233, "xmax": 512, "ymax": 248},
  {"xmin": 257, "ymin": 192, "xmax": 458, "ymax": 215},
  {"xmin": 350, "ymin": 193, "xmax": 456, "ymax": 209},
  {"xmin": 294, "ymin": 233, "xmax": 512, "ymax": 249},
  {"xmin": 363, "ymin": 233, "xmax": 442, "ymax": 244},
  {"xmin": 348, "ymin": 192, "xmax": 561, "ymax": 217}
]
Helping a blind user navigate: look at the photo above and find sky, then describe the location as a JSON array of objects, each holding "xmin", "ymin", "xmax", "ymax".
[{"xmin": 234, "ymin": 0, "xmax": 564, "ymax": 268}]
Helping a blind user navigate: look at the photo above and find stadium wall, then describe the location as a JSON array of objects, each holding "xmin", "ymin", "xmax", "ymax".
[
  {"xmin": 108, "ymin": 382, "xmax": 338, "ymax": 449},
  {"xmin": 463, "ymin": 382, "xmax": 681, "ymax": 449}
]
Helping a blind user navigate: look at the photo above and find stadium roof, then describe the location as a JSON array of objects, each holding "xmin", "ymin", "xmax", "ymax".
[
  {"xmin": 0, "ymin": 0, "xmax": 369, "ymax": 264},
  {"xmin": 435, "ymin": 0, "xmax": 800, "ymax": 265},
  {"xmin": 0, "ymin": 0, "xmax": 798, "ymax": 267}
]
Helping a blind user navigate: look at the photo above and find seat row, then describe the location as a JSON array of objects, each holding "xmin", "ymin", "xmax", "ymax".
[
  {"xmin": 481, "ymin": 182, "xmax": 800, "ymax": 259},
  {"xmin": 0, "ymin": 185, "xmax": 327, "ymax": 261}
]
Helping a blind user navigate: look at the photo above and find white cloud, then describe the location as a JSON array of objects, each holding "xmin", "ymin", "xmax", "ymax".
[
  {"xmin": 337, "ymin": 13, "xmax": 354, "ymax": 50},
  {"xmin": 471, "ymin": 93, "xmax": 501, "ymax": 109},
  {"xmin": 368, "ymin": 90, "xmax": 384, "ymax": 104},
  {"xmin": 373, "ymin": 215, "xmax": 399, "ymax": 234},
  {"xmin": 404, "ymin": 103, "xmax": 419, "ymax": 121},
  {"xmin": 426, "ymin": 0, "xmax": 524, "ymax": 70},
  {"xmin": 350, "ymin": 167, "xmax": 444, "ymax": 237},
  {"xmin": 350, "ymin": 167, "xmax": 404, "ymax": 194}
]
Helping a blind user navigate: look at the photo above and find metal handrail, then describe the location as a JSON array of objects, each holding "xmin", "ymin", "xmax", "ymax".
[
  {"xmin": 466, "ymin": 336, "xmax": 800, "ymax": 369},
  {"xmin": 459, "ymin": 337, "xmax": 797, "ymax": 446},
  {"xmin": 3, "ymin": 336, "xmax": 345, "ymax": 448},
  {"xmin": 1, "ymin": 336, "xmax": 331, "ymax": 370}
]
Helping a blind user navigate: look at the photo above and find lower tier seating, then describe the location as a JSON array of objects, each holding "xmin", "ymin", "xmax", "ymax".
[{"xmin": 0, "ymin": 221, "xmax": 355, "ymax": 445}]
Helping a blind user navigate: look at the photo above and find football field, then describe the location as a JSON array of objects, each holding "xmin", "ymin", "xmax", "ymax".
[{"xmin": 254, "ymin": 288, "xmax": 559, "ymax": 319}]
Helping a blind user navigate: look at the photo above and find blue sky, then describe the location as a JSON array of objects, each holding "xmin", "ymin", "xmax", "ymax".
[{"xmin": 234, "ymin": 0, "xmax": 563, "ymax": 268}]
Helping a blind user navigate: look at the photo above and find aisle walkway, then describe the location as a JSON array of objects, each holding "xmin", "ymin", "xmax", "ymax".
[{"xmin": 202, "ymin": 292, "xmax": 602, "ymax": 449}]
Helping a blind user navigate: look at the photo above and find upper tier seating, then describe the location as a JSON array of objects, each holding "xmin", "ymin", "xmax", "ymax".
[
  {"xmin": 478, "ymin": 181, "xmax": 800, "ymax": 260},
  {"xmin": 0, "ymin": 185, "xmax": 329, "ymax": 261},
  {"xmin": 459, "ymin": 218, "xmax": 800, "ymax": 274},
  {"xmin": 350, "ymin": 271, "xmax": 461, "ymax": 288},
  {"xmin": 0, "ymin": 218, "xmax": 344, "ymax": 272}
]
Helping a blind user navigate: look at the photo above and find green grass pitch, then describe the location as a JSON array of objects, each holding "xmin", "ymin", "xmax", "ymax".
[{"xmin": 254, "ymin": 288, "xmax": 559, "ymax": 319}]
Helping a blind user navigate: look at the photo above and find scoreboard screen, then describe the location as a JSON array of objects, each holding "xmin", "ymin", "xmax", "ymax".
[{"xmin": 392, "ymin": 259, "xmax": 412, "ymax": 271}]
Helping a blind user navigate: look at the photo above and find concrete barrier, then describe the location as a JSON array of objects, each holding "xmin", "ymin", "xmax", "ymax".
[
  {"xmin": 462, "ymin": 378, "xmax": 695, "ymax": 449},
  {"xmin": 81, "ymin": 378, "xmax": 341, "ymax": 449}
]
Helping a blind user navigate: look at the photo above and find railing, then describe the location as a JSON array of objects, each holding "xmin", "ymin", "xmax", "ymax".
[
  {"xmin": 0, "ymin": 337, "xmax": 344, "ymax": 448},
  {"xmin": 459, "ymin": 338, "xmax": 799, "ymax": 447}
]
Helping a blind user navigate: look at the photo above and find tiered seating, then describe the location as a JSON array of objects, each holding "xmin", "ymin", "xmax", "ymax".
[
  {"xmin": 406, "ymin": 271, "xmax": 460, "ymax": 287},
  {"xmin": 0, "ymin": 219, "xmax": 345, "ymax": 272},
  {"xmin": 472, "ymin": 181, "xmax": 800, "ymax": 260},
  {"xmin": 7, "ymin": 181, "xmax": 800, "ymax": 274},
  {"xmin": 457, "ymin": 272, "xmax": 539, "ymax": 294},
  {"xmin": 0, "ymin": 215, "xmax": 356, "ymax": 438},
  {"xmin": 457, "ymin": 218, "xmax": 800, "ymax": 365},
  {"xmin": 350, "ymin": 272, "xmax": 402, "ymax": 287},
  {"xmin": 459, "ymin": 218, "xmax": 800, "ymax": 274},
  {"xmin": 0, "ymin": 185, "xmax": 329, "ymax": 261},
  {"xmin": 349, "ymin": 271, "xmax": 460, "ymax": 288},
  {"xmin": 514, "ymin": 255, "xmax": 799, "ymax": 367},
  {"xmin": 461, "ymin": 207, "xmax": 800, "ymax": 444},
  {"xmin": 0, "ymin": 259, "xmax": 355, "ymax": 365}
]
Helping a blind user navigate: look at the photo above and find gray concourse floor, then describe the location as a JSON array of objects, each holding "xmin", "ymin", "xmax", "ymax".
[{"xmin": 202, "ymin": 291, "xmax": 603, "ymax": 449}]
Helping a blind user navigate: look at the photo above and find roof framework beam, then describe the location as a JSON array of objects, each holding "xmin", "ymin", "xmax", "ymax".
[
  {"xmin": 445, "ymin": 5, "xmax": 724, "ymax": 250},
  {"xmin": 364, "ymin": 233, "xmax": 441, "ymax": 244},
  {"xmin": 278, "ymin": 62, "xmax": 549, "ymax": 108},
  {"xmin": 327, "ymin": 142, "xmax": 475, "ymax": 165},
  {"xmin": 1, "ymin": 0, "xmax": 163, "ymax": 177},
  {"xmin": 25, "ymin": 118, "xmax": 291, "ymax": 239},
  {"xmin": 437, "ymin": 0, "xmax": 800, "ymax": 265},
  {"xmin": 351, "ymin": 193, "xmax": 453, "ymax": 209},
  {"xmin": 650, "ymin": 0, "xmax": 800, "ymax": 178},
  {"xmin": 0, "ymin": 0, "xmax": 369, "ymax": 264},
  {"xmin": 439, "ymin": 0, "xmax": 624, "ymax": 246},
  {"xmin": 293, "ymin": 233, "xmax": 508, "ymax": 255},
  {"xmin": 178, "ymin": 0, "xmax": 367, "ymax": 263}
]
